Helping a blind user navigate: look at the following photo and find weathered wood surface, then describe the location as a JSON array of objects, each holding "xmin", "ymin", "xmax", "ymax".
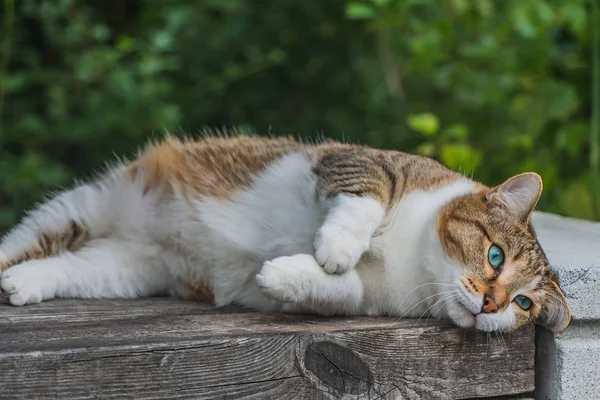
[{"xmin": 0, "ymin": 298, "xmax": 534, "ymax": 399}]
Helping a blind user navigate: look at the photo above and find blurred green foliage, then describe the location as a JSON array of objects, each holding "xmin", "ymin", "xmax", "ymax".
[{"xmin": 0, "ymin": 0, "xmax": 597, "ymax": 231}]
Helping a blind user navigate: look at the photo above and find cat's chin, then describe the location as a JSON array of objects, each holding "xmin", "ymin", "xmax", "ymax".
[{"xmin": 446, "ymin": 299, "xmax": 477, "ymax": 329}]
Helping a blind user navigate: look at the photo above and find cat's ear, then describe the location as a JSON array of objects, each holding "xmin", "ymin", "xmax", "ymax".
[
  {"xmin": 486, "ymin": 172, "xmax": 542, "ymax": 222},
  {"xmin": 536, "ymin": 281, "xmax": 571, "ymax": 333}
]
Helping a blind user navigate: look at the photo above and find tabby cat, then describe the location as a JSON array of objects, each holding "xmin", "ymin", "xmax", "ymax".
[{"xmin": 0, "ymin": 135, "xmax": 571, "ymax": 332}]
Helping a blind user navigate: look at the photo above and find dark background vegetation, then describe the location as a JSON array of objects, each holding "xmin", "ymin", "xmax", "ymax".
[{"xmin": 0, "ymin": 0, "xmax": 598, "ymax": 231}]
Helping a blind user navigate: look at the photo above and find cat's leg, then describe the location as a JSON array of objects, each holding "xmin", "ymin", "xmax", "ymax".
[
  {"xmin": 0, "ymin": 167, "xmax": 126, "ymax": 273},
  {"xmin": 256, "ymin": 254, "xmax": 364, "ymax": 315},
  {"xmin": 313, "ymin": 151, "xmax": 393, "ymax": 273},
  {"xmin": 314, "ymin": 195, "xmax": 385, "ymax": 274},
  {"xmin": 0, "ymin": 238, "xmax": 171, "ymax": 306},
  {"xmin": 0, "ymin": 165, "xmax": 171, "ymax": 305}
]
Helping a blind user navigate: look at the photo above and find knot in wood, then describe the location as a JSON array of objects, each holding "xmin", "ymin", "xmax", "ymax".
[{"xmin": 304, "ymin": 341, "xmax": 373, "ymax": 394}]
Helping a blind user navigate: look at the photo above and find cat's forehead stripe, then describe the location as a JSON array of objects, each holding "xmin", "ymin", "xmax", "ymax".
[{"xmin": 450, "ymin": 214, "xmax": 492, "ymax": 242}]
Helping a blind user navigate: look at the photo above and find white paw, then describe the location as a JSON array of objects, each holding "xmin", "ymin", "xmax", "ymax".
[
  {"xmin": 0, "ymin": 262, "xmax": 50, "ymax": 306},
  {"xmin": 314, "ymin": 224, "xmax": 370, "ymax": 274},
  {"xmin": 256, "ymin": 255, "xmax": 318, "ymax": 303}
]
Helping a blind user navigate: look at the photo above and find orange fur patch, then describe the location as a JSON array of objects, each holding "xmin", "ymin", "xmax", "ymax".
[
  {"xmin": 128, "ymin": 135, "xmax": 303, "ymax": 199},
  {"xmin": 181, "ymin": 280, "xmax": 215, "ymax": 304},
  {"xmin": 0, "ymin": 221, "xmax": 88, "ymax": 272}
]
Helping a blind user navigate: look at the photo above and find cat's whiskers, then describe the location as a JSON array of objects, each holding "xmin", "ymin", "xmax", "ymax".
[
  {"xmin": 413, "ymin": 292, "xmax": 460, "ymax": 328},
  {"xmin": 422, "ymin": 295, "xmax": 458, "ymax": 328},
  {"xmin": 399, "ymin": 290, "xmax": 456, "ymax": 319},
  {"xmin": 427, "ymin": 293, "xmax": 459, "ymax": 323},
  {"xmin": 496, "ymin": 330, "xmax": 508, "ymax": 351},
  {"xmin": 413, "ymin": 293, "xmax": 459, "ymax": 329},
  {"xmin": 493, "ymin": 330, "xmax": 508, "ymax": 352},
  {"xmin": 396, "ymin": 281, "xmax": 455, "ymax": 309}
]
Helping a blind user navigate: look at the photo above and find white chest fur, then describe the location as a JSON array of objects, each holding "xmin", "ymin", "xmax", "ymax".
[{"xmin": 360, "ymin": 180, "xmax": 476, "ymax": 317}]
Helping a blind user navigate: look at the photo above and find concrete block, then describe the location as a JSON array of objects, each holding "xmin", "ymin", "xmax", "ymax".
[{"xmin": 532, "ymin": 212, "xmax": 600, "ymax": 400}]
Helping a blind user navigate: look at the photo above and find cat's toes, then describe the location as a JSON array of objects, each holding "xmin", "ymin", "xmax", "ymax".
[
  {"xmin": 256, "ymin": 255, "xmax": 317, "ymax": 303},
  {"xmin": 257, "ymin": 259, "xmax": 302, "ymax": 303},
  {"xmin": 314, "ymin": 226, "xmax": 369, "ymax": 274},
  {"xmin": 0, "ymin": 263, "xmax": 46, "ymax": 306}
]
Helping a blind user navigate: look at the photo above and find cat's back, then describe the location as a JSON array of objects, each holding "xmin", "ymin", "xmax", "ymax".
[
  {"xmin": 129, "ymin": 134, "xmax": 308, "ymax": 198},
  {"xmin": 129, "ymin": 134, "xmax": 461, "ymax": 197}
]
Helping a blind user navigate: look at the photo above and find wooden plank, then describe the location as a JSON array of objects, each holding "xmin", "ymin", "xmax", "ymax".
[
  {"xmin": 0, "ymin": 297, "xmax": 247, "ymax": 323},
  {"xmin": 0, "ymin": 298, "xmax": 535, "ymax": 399}
]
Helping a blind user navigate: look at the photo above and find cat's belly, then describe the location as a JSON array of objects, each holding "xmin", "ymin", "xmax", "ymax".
[
  {"xmin": 197, "ymin": 152, "xmax": 323, "ymax": 262},
  {"xmin": 152, "ymin": 152, "xmax": 323, "ymax": 306}
]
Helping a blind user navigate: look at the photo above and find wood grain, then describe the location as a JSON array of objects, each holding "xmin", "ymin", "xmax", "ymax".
[{"xmin": 0, "ymin": 298, "xmax": 535, "ymax": 399}]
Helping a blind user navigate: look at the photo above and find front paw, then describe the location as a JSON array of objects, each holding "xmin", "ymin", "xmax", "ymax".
[
  {"xmin": 256, "ymin": 255, "xmax": 317, "ymax": 303},
  {"xmin": 0, "ymin": 262, "xmax": 50, "ymax": 306},
  {"xmin": 314, "ymin": 225, "xmax": 370, "ymax": 274}
]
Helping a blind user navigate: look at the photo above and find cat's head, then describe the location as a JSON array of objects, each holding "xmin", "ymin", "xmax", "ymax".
[{"xmin": 437, "ymin": 173, "xmax": 571, "ymax": 333}]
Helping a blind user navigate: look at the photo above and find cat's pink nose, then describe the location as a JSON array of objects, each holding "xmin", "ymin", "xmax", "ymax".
[{"xmin": 482, "ymin": 294, "xmax": 498, "ymax": 313}]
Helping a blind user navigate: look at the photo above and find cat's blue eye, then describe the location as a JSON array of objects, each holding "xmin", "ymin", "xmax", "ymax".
[
  {"xmin": 488, "ymin": 244, "xmax": 504, "ymax": 269},
  {"xmin": 514, "ymin": 295, "xmax": 532, "ymax": 311}
]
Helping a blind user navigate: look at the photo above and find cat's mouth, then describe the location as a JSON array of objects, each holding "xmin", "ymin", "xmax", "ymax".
[
  {"xmin": 446, "ymin": 297, "xmax": 478, "ymax": 329},
  {"xmin": 448, "ymin": 297, "xmax": 517, "ymax": 332}
]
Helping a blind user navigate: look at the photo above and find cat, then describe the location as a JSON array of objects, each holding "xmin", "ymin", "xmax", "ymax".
[{"xmin": 0, "ymin": 134, "xmax": 571, "ymax": 333}]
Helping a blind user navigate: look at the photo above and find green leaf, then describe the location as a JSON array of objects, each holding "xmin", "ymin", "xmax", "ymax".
[
  {"xmin": 416, "ymin": 142, "xmax": 436, "ymax": 157},
  {"xmin": 439, "ymin": 144, "xmax": 482, "ymax": 173},
  {"xmin": 542, "ymin": 82, "xmax": 580, "ymax": 120},
  {"xmin": 406, "ymin": 113, "xmax": 440, "ymax": 137},
  {"xmin": 475, "ymin": 0, "xmax": 493, "ymax": 17},
  {"xmin": 512, "ymin": 6, "xmax": 536, "ymax": 38},
  {"xmin": 442, "ymin": 124, "xmax": 468, "ymax": 141},
  {"xmin": 505, "ymin": 133, "xmax": 534, "ymax": 150},
  {"xmin": 556, "ymin": 122, "xmax": 587, "ymax": 157},
  {"xmin": 152, "ymin": 31, "xmax": 173, "ymax": 50},
  {"xmin": 267, "ymin": 48, "xmax": 286, "ymax": 63},
  {"xmin": 345, "ymin": 3, "xmax": 376, "ymax": 20},
  {"xmin": 449, "ymin": 0, "xmax": 469, "ymax": 13},
  {"xmin": 561, "ymin": 3, "xmax": 587, "ymax": 36},
  {"xmin": 91, "ymin": 25, "xmax": 110, "ymax": 41},
  {"xmin": 370, "ymin": 0, "xmax": 390, "ymax": 7},
  {"xmin": 116, "ymin": 35, "xmax": 135, "ymax": 52},
  {"xmin": 558, "ymin": 177, "xmax": 594, "ymax": 220},
  {"xmin": 0, "ymin": 74, "xmax": 27, "ymax": 93}
]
